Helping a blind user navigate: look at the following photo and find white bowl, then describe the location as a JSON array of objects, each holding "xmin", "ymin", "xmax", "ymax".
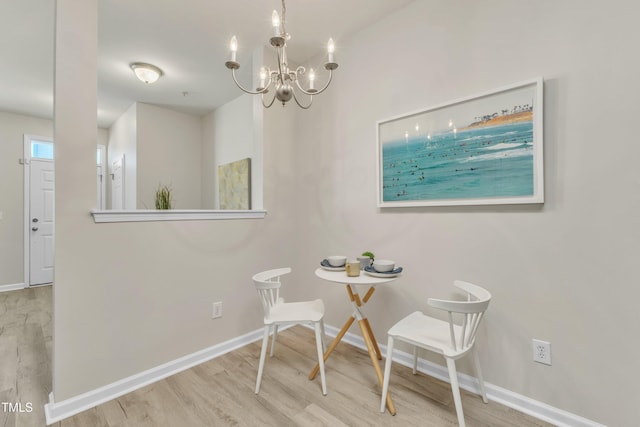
[
  {"xmin": 373, "ymin": 259, "xmax": 395, "ymax": 272},
  {"xmin": 327, "ymin": 256, "xmax": 347, "ymax": 267}
]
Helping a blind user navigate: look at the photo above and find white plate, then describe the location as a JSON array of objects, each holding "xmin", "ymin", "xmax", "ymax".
[
  {"xmin": 320, "ymin": 260, "xmax": 345, "ymax": 271},
  {"xmin": 363, "ymin": 266, "xmax": 403, "ymax": 278},
  {"xmin": 364, "ymin": 270, "xmax": 401, "ymax": 278},
  {"xmin": 320, "ymin": 265, "xmax": 346, "ymax": 271}
]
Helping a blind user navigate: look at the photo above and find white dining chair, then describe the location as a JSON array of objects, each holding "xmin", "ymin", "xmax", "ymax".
[
  {"xmin": 380, "ymin": 280, "xmax": 491, "ymax": 427},
  {"xmin": 252, "ymin": 267, "xmax": 327, "ymax": 395}
]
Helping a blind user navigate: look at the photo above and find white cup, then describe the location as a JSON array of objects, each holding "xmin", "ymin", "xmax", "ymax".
[
  {"xmin": 357, "ymin": 256, "xmax": 372, "ymax": 270},
  {"xmin": 372, "ymin": 259, "xmax": 395, "ymax": 272},
  {"xmin": 327, "ymin": 255, "xmax": 347, "ymax": 267}
]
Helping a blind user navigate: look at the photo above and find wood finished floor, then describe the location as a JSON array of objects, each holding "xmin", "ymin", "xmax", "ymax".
[
  {"xmin": 2, "ymin": 286, "xmax": 553, "ymax": 426},
  {"xmin": 0, "ymin": 285, "xmax": 52, "ymax": 427}
]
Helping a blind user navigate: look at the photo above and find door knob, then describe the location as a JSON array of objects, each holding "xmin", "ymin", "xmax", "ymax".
[
  {"xmin": 32, "ymin": 218, "xmax": 39, "ymax": 223},
  {"xmin": 32, "ymin": 227, "xmax": 38, "ymax": 231}
]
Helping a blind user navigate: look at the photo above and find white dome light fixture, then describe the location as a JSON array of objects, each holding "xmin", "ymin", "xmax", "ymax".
[{"xmin": 130, "ymin": 62, "xmax": 163, "ymax": 84}]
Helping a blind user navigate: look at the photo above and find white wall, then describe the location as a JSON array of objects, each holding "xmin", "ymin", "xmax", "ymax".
[
  {"xmin": 107, "ymin": 102, "xmax": 203, "ymax": 209},
  {"xmin": 0, "ymin": 112, "xmax": 52, "ymax": 285},
  {"xmin": 107, "ymin": 103, "xmax": 137, "ymax": 209},
  {"xmin": 51, "ymin": 1, "xmax": 639, "ymax": 426},
  {"xmin": 136, "ymin": 103, "xmax": 202, "ymax": 209},
  {"xmin": 201, "ymin": 110, "xmax": 215, "ymax": 209},
  {"xmin": 201, "ymin": 94, "xmax": 253, "ymax": 209},
  {"xmin": 202, "ymin": 46, "xmax": 265, "ymax": 211},
  {"xmin": 293, "ymin": 1, "xmax": 640, "ymax": 426},
  {"xmin": 52, "ymin": 0, "xmax": 299, "ymax": 403}
]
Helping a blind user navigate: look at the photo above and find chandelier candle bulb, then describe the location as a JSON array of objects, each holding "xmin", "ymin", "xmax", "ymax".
[
  {"xmin": 229, "ymin": 36, "xmax": 238, "ymax": 62},
  {"xmin": 272, "ymin": 10, "xmax": 280, "ymax": 36},
  {"xmin": 309, "ymin": 68, "xmax": 315, "ymax": 90},
  {"xmin": 259, "ymin": 68, "xmax": 267, "ymax": 89},
  {"xmin": 327, "ymin": 38, "xmax": 335, "ymax": 62}
]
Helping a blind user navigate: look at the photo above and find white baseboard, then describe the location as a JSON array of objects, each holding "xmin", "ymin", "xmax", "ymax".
[
  {"xmin": 320, "ymin": 324, "xmax": 606, "ymax": 427},
  {"xmin": 0, "ymin": 283, "xmax": 25, "ymax": 293},
  {"xmin": 44, "ymin": 327, "xmax": 268, "ymax": 425},
  {"xmin": 44, "ymin": 323, "xmax": 605, "ymax": 427}
]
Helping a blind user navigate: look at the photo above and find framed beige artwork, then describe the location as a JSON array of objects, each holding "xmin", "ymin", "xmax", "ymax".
[{"xmin": 218, "ymin": 158, "xmax": 251, "ymax": 209}]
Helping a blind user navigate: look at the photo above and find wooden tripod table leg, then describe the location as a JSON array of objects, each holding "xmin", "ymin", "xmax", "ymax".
[
  {"xmin": 363, "ymin": 319, "xmax": 382, "ymax": 360},
  {"xmin": 358, "ymin": 319, "xmax": 396, "ymax": 415},
  {"xmin": 360, "ymin": 287, "xmax": 382, "ymax": 360},
  {"xmin": 309, "ymin": 315, "xmax": 355, "ymax": 381}
]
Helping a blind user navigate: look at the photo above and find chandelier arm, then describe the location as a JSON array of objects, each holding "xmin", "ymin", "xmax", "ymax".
[
  {"xmin": 231, "ymin": 68, "xmax": 270, "ymax": 95},
  {"xmin": 292, "ymin": 91, "xmax": 313, "ymax": 110},
  {"xmin": 293, "ymin": 69, "xmax": 333, "ymax": 96},
  {"xmin": 261, "ymin": 91, "xmax": 277, "ymax": 108}
]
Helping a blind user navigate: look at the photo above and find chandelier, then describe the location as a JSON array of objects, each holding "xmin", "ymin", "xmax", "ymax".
[{"xmin": 225, "ymin": 0, "xmax": 338, "ymax": 109}]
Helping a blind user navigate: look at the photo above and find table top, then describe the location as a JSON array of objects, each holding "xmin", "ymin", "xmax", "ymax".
[{"xmin": 315, "ymin": 267, "xmax": 399, "ymax": 286}]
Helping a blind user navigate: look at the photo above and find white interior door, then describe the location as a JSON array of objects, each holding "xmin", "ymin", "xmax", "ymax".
[
  {"xmin": 97, "ymin": 163, "xmax": 104, "ymax": 209},
  {"xmin": 111, "ymin": 154, "xmax": 124, "ymax": 209},
  {"xmin": 30, "ymin": 159, "xmax": 55, "ymax": 285},
  {"xmin": 97, "ymin": 145, "xmax": 106, "ymax": 209}
]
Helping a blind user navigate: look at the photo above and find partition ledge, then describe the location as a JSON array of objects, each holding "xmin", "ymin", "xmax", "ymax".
[{"xmin": 90, "ymin": 209, "xmax": 267, "ymax": 223}]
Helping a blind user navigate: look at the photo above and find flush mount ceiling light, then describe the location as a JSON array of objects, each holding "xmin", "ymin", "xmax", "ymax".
[
  {"xmin": 225, "ymin": 0, "xmax": 338, "ymax": 109},
  {"xmin": 130, "ymin": 62, "xmax": 163, "ymax": 84}
]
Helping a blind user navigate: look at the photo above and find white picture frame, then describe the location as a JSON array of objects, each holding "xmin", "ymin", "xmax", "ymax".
[{"xmin": 377, "ymin": 78, "xmax": 544, "ymax": 207}]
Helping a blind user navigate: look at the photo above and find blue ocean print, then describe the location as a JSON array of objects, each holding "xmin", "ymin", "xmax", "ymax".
[{"xmin": 382, "ymin": 121, "xmax": 534, "ymax": 202}]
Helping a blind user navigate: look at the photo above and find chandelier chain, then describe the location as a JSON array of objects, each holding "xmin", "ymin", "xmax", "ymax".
[{"xmin": 281, "ymin": 0, "xmax": 287, "ymax": 35}]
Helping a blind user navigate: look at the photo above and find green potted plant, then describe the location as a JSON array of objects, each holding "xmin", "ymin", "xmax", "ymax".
[{"xmin": 155, "ymin": 184, "xmax": 173, "ymax": 210}]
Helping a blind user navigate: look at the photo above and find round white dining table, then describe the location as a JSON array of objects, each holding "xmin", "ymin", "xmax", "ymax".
[{"xmin": 310, "ymin": 267, "xmax": 401, "ymax": 415}]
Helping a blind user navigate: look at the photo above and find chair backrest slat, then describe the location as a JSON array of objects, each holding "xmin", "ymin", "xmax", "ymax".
[
  {"xmin": 252, "ymin": 268, "xmax": 291, "ymax": 321},
  {"xmin": 447, "ymin": 311, "xmax": 457, "ymax": 351},
  {"xmin": 460, "ymin": 313, "xmax": 468, "ymax": 350},
  {"xmin": 428, "ymin": 280, "xmax": 491, "ymax": 354}
]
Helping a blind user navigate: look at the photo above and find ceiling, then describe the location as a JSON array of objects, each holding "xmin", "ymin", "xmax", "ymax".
[{"xmin": 1, "ymin": 0, "xmax": 414, "ymax": 128}]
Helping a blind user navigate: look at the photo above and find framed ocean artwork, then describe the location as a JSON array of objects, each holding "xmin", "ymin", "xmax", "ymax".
[{"xmin": 377, "ymin": 78, "xmax": 543, "ymax": 207}]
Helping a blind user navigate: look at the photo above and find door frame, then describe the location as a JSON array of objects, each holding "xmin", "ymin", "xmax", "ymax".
[{"xmin": 23, "ymin": 134, "xmax": 54, "ymax": 287}]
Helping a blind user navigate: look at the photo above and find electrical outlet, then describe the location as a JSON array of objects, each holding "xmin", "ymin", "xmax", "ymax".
[
  {"xmin": 212, "ymin": 302, "xmax": 223, "ymax": 319},
  {"xmin": 532, "ymin": 339, "xmax": 551, "ymax": 365}
]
